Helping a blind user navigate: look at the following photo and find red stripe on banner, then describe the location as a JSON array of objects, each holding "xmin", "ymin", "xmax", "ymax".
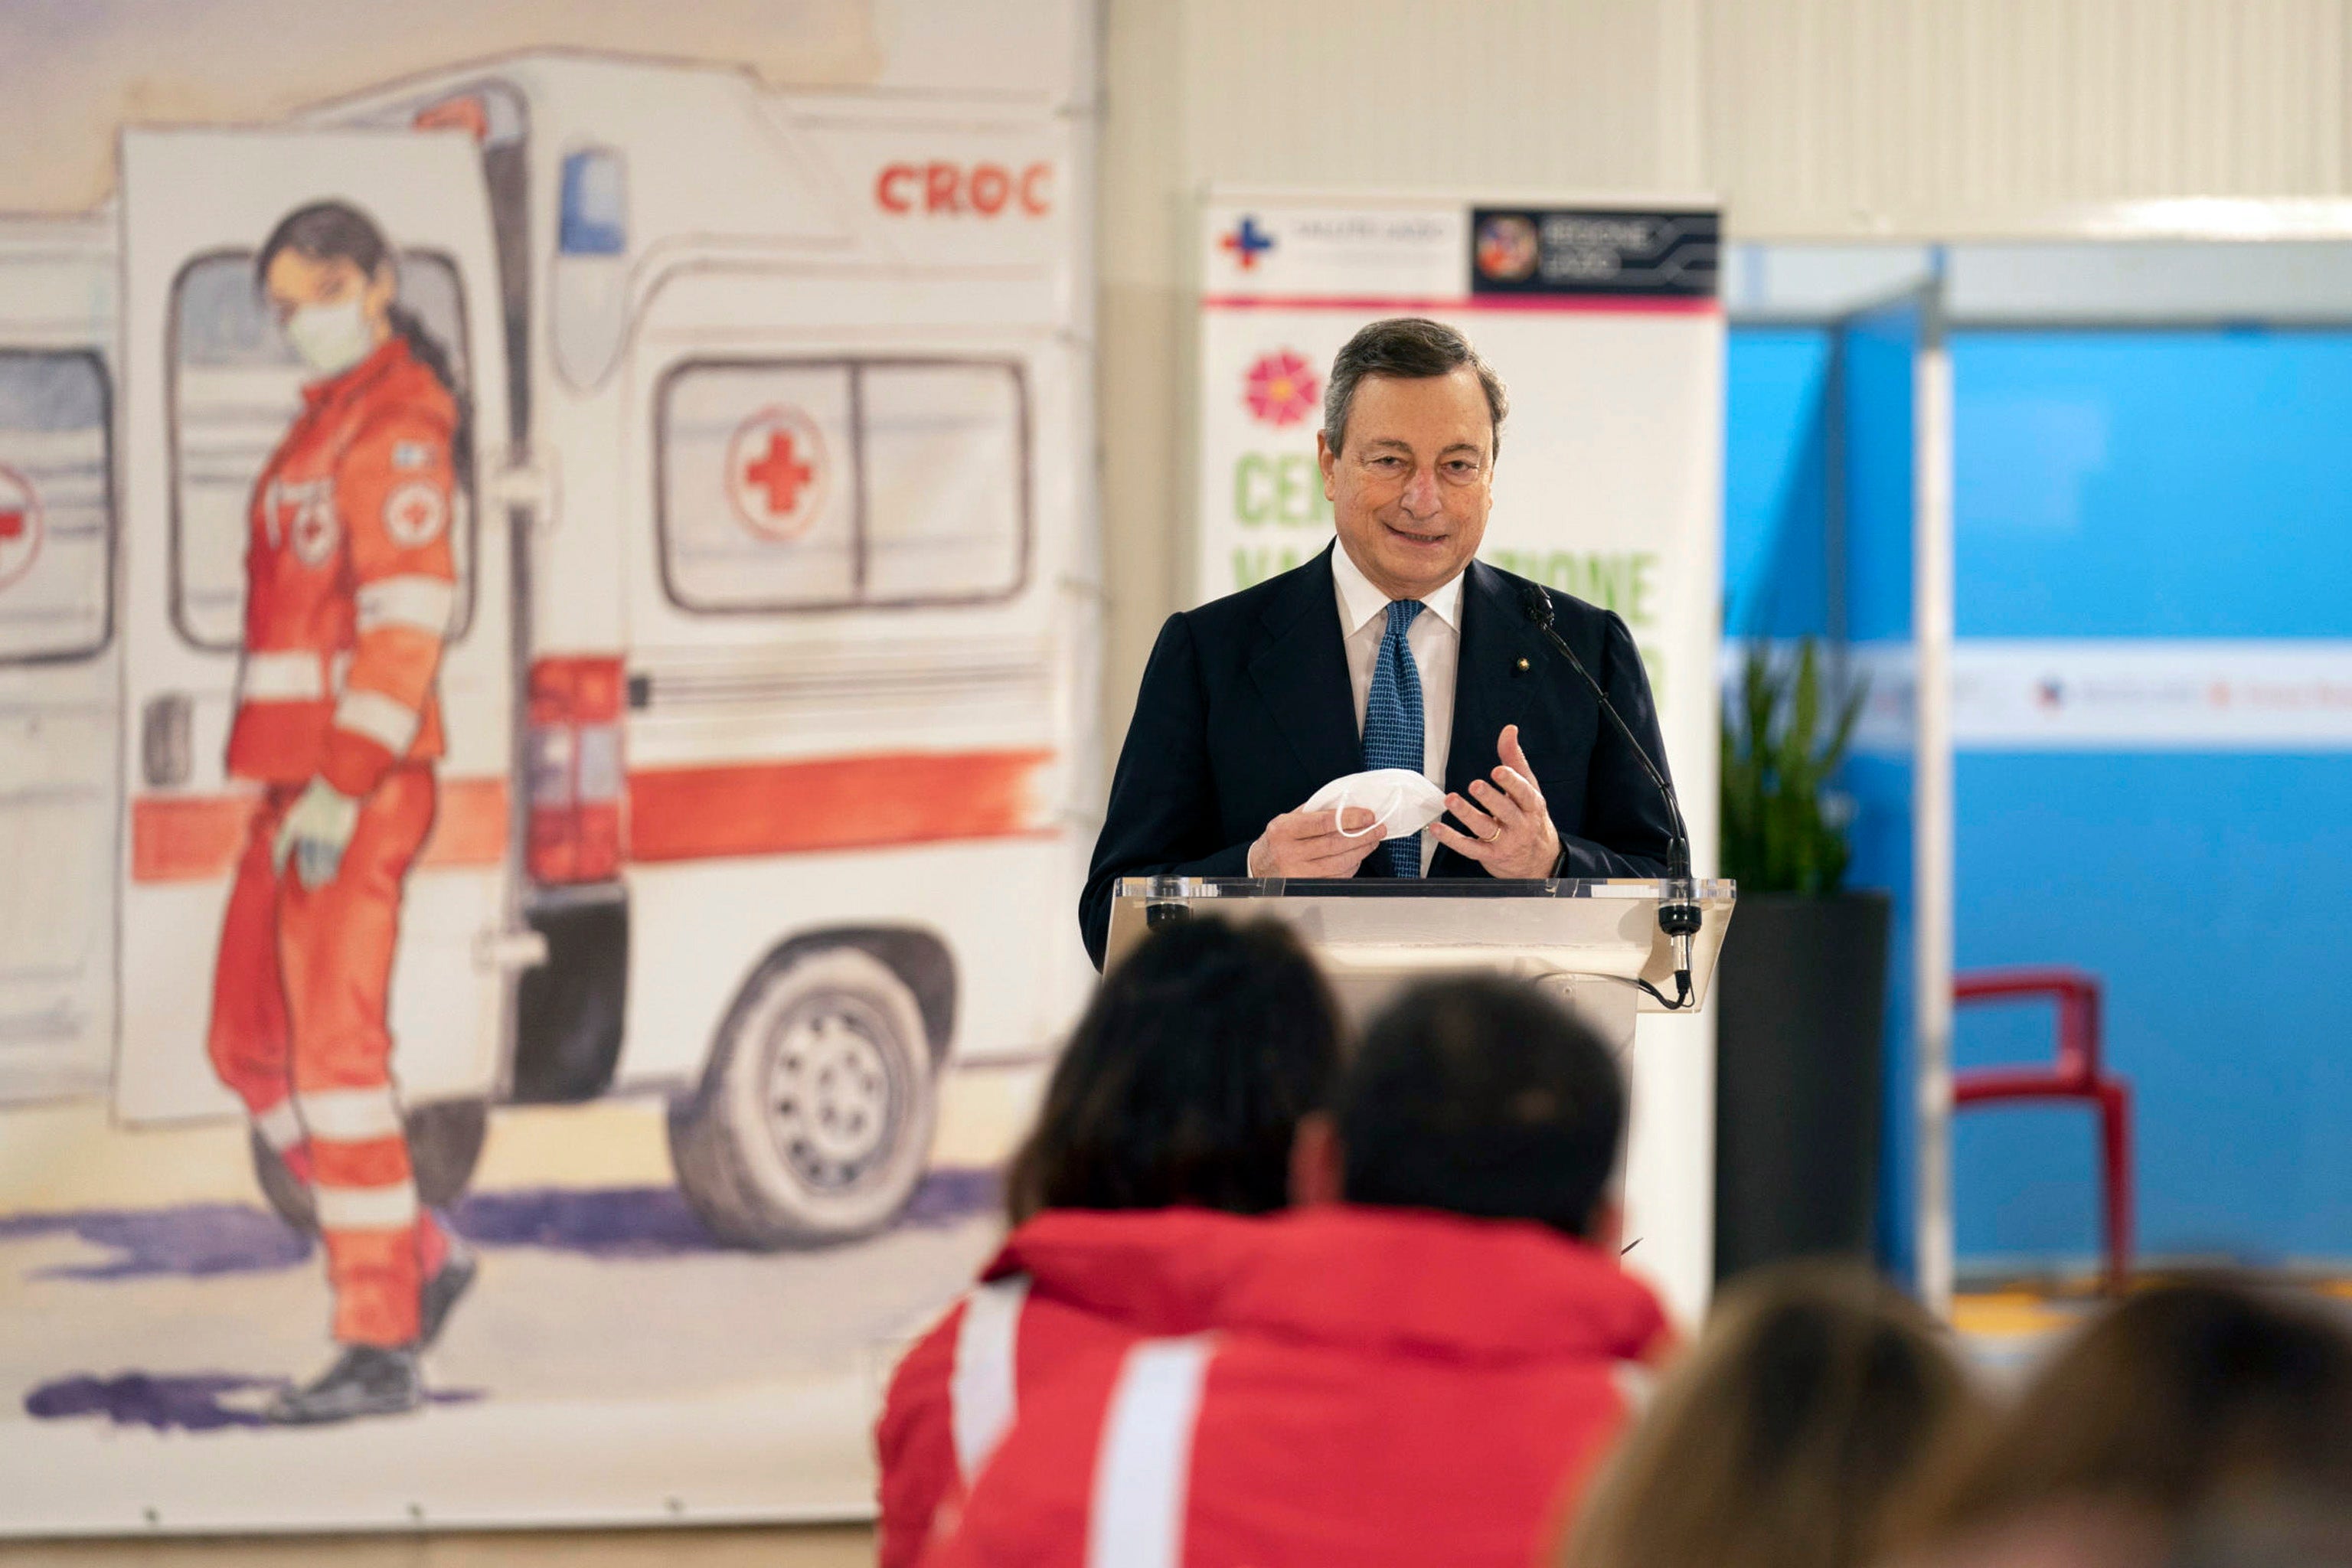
[
  {"xmin": 627, "ymin": 750, "xmax": 1054, "ymax": 863},
  {"xmin": 1200, "ymin": 293, "xmax": 1720, "ymax": 315},
  {"xmin": 129, "ymin": 777, "xmax": 509, "ymax": 884}
]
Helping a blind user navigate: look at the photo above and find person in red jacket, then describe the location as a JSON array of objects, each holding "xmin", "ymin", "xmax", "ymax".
[
  {"xmin": 203, "ymin": 201, "xmax": 477, "ymax": 1424},
  {"xmin": 928, "ymin": 975, "xmax": 1676, "ymax": 1568},
  {"xmin": 877, "ymin": 916, "xmax": 1343, "ymax": 1568}
]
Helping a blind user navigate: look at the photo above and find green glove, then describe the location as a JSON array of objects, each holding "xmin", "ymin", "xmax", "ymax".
[{"xmin": 272, "ymin": 778, "xmax": 361, "ymax": 890}]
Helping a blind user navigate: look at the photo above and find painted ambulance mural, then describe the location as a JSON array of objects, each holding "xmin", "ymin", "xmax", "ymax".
[{"xmin": 0, "ymin": 52, "xmax": 1090, "ymax": 1285}]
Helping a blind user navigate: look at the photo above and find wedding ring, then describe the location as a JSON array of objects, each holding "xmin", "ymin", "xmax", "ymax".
[{"xmin": 1481, "ymin": 826, "xmax": 1502, "ymax": 843}]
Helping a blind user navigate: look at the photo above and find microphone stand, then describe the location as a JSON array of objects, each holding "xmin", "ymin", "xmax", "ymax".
[{"xmin": 1520, "ymin": 583, "xmax": 1702, "ymax": 1009}]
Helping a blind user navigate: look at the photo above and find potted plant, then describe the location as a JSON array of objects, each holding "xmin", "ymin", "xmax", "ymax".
[{"xmin": 1713, "ymin": 639, "xmax": 1891, "ymax": 1282}]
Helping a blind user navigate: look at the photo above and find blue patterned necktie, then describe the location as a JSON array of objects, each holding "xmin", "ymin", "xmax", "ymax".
[{"xmin": 1361, "ymin": 599, "xmax": 1427, "ymax": 878}]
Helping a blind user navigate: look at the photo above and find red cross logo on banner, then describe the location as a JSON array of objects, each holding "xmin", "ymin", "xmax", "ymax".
[
  {"xmin": 0, "ymin": 463, "xmax": 44, "ymax": 592},
  {"xmin": 726, "ymin": 407, "xmax": 830, "ymax": 541}
]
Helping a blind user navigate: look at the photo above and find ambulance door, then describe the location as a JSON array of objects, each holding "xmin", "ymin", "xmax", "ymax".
[
  {"xmin": 114, "ymin": 129, "xmax": 514, "ymax": 1123},
  {"xmin": 0, "ymin": 268, "xmax": 119, "ymax": 1104}
]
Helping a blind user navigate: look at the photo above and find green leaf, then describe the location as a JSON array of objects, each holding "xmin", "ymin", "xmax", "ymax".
[{"xmin": 1717, "ymin": 634, "xmax": 1865, "ymax": 895}]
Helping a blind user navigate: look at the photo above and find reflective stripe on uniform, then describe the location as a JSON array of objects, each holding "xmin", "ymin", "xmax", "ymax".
[
  {"xmin": 296, "ymin": 1085, "xmax": 404, "ymax": 1142},
  {"xmin": 255, "ymin": 1098, "xmax": 305, "ymax": 1153},
  {"xmin": 312, "ymin": 1178, "xmax": 419, "ymax": 1233},
  {"xmin": 355, "ymin": 574, "xmax": 457, "ymax": 636},
  {"xmin": 1086, "ymin": 1336, "xmax": 1214, "ymax": 1568},
  {"xmin": 335, "ymin": 688, "xmax": 421, "ymax": 755},
  {"xmin": 239, "ymin": 649, "xmax": 329, "ymax": 701},
  {"xmin": 237, "ymin": 649, "xmax": 354, "ymax": 703},
  {"xmin": 950, "ymin": 1276, "xmax": 1031, "ymax": 1482}
]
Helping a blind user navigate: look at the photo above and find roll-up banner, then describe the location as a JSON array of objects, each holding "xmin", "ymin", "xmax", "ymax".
[{"xmin": 1195, "ymin": 192, "xmax": 1724, "ymax": 1323}]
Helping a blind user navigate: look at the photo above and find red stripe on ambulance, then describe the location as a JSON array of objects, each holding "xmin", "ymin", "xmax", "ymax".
[
  {"xmin": 626, "ymin": 750, "xmax": 1054, "ymax": 863},
  {"xmin": 130, "ymin": 778, "xmax": 510, "ymax": 884}
]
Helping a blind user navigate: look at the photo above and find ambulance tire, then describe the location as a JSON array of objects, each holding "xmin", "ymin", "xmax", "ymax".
[
  {"xmin": 248, "ymin": 1099, "xmax": 490, "ymax": 1234},
  {"xmin": 668, "ymin": 945, "xmax": 937, "ymax": 1249}
]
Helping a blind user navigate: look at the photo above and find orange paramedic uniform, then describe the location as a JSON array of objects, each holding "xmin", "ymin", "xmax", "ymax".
[{"xmin": 205, "ymin": 335, "xmax": 458, "ymax": 1350}]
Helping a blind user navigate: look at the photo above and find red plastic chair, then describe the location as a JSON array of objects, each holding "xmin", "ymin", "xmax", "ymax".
[{"xmin": 1951, "ymin": 967, "xmax": 2134, "ymax": 1292}]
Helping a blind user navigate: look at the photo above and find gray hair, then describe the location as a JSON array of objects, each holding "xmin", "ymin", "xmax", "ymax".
[{"xmin": 1321, "ymin": 316, "xmax": 1508, "ymax": 460}]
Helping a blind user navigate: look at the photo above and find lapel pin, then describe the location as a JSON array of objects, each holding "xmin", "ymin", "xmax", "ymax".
[{"xmin": 1514, "ymin": 656, "xmax": 1530, "ymax": 675}]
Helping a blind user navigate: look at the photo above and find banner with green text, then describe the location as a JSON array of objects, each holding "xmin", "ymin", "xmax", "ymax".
[{"xmin": 1193, "ymin": 191, "xmax": 1726, "ymax": 1321}]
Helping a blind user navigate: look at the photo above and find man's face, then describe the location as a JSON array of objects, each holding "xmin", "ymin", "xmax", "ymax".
[{"xmin": 1318, "ymin": 366, "xmax": 1494, "ymax": 601}]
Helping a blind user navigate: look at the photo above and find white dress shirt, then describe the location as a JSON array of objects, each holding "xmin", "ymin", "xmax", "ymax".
[{"xmin": 1331, "ymin": 541, "xmax": 1464, "ymax": 874}]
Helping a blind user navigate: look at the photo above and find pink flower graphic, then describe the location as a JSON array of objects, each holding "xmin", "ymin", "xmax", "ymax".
[{"xmin": 1243, "ymin": 349, "xmax": 1319, "ymax": 429}]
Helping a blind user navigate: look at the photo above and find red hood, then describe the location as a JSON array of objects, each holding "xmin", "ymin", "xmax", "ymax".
[
  {"xmin": 1214, "ymin": 1205, "xmax": 1665, "ymax": 1365},
  {"xmin": 981, "ymin": 1207, "xmax": 1277, "ymax": 1337}
]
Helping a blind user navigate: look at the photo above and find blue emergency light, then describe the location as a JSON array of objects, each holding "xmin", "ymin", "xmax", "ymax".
[{"xmin": 559, "ymin": 149, "xmax": 627, "ymax": 256}]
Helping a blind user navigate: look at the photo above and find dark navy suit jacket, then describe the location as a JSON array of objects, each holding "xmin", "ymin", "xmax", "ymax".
[{"xmin": 1080, "ymin": 544, "xmax": 1677, "ymax": 968}]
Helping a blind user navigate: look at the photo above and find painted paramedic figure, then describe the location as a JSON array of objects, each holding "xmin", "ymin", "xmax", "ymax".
[{"xmin": 204, "ymin": 201, "xmax": 477, "ymax": 1423}]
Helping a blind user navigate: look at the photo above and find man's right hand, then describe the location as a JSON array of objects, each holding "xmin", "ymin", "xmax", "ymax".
[{"xmin": 1247, "ymin": 805, "xmax": 1384, "ymax": 877}]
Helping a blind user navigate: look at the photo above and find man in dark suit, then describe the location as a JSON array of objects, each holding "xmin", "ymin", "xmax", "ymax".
[{"xmin": 1081, "ymin": 318, "xmax": 1677, "ymax": 968}]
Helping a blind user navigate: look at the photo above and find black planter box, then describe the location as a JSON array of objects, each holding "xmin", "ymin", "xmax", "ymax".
[{"xmin": 1713, "ymin": 890, "xmax": 1893, "ymax": 1282}]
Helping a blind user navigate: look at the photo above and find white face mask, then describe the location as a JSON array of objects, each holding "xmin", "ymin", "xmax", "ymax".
[
  {"xmin": 283, "ymin": 297, "xmax": 375, "ymax": 377},
  {"xmin": 1302, "ymin": 767, "xmax": 1449, "ymax": 841}
]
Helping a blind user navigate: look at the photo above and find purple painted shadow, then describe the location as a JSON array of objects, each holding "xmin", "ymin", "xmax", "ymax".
[
  {"xmin": 24, "ymin": 1371, "xmax": 481, "ymax": 1432},
  {"xmin": 448, "ymin": 1168, "xmax": 1001, "ymax": 1256},
  {"xmin": 0, "ymin": 1169, "xmax": 1001, "ymax": 1281},
  {"xmin": 0, "ymin": 1204, "xmax": 313, "ymax": 1281}
]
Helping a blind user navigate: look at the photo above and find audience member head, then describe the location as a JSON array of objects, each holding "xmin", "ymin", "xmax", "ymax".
[
  {"xmin": 1293, "ymin": 975, "xmax": 1624, "ymax": 1241},
  {"xmin": 1003, "ymin": 915, "xmax": 1341, "ymax": 1224},
  {"xmin": 1563, "ymin": 1262, "xmax": 1986, "ymax": 1568},
  {"xmin": 1926, "ymin": 1276, "xmax": 2352, "ymax": 1557}
]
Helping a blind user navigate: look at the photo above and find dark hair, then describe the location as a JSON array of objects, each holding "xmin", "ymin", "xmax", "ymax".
[
  {"xmin": 256, "ymin": 200, "xmax": 473, "ymax": 485},
  {"xmin": 1002, "ymin": 916, "xmax": 1342, "ymax": 1223},
  {"xmin": 1322, "ymin": 315, "xmax": 1508, "ymax": 459},
  {"xmin": 1929, "ymin": 1277, "xmax": 2352, "ymax": 1543},
  {"xmin": 1563, "ymin": 1262, "xmax": 1988, "ymax": 1568},
  {"xmin": 1335, "ymin": 975, "xmax": 1622, "ymax": 1237}
]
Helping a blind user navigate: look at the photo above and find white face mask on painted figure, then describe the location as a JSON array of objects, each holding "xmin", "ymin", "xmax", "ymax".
[
  {"xmin": 1302, "ymin": 767, "xmax": 1449, "ymax": 842},
  {"xmin": 283, "ymin": 298, "xmax": 375, "ymax": 378}
]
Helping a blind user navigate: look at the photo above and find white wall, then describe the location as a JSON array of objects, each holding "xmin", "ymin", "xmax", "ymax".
[{"xmin": 1094, "ymin": 0, "xmax": 2352, "ymax": 758}]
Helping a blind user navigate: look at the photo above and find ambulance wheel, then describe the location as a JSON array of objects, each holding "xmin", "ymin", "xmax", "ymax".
[
  {"xmin": 668, "ymin": 946, "xmax": 937, "ymax": 1248},
  {"xmin": 248, "ymin": 1098, "xmax": 490, "ymax": 1234}
]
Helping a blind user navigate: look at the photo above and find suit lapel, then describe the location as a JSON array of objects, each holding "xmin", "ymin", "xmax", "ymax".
[
  {"xmin": 1247, "ymin": 544, "xmax": 1363, "ymax": 799},
  {"xmin": 1445, "ymin": 559, "xmax": 1534, "ymax": 800}
]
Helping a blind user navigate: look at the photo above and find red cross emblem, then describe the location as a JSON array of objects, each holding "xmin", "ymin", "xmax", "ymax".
[
  {"xmin": 382, "ymin": 482, "xmax": 449, "ymax": 549},
  {"xmin": 726, "ymin": 407, "xmax": 831, "ymax": 541},
  {"xmin": 0, "ymin": 463, "xmax": 45, "ymax": 592}
]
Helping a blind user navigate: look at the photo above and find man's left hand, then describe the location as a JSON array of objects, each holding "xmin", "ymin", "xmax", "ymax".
[{"xmin": 1430, "ymin": 724, "xmax": 1560, "ymax": 879}]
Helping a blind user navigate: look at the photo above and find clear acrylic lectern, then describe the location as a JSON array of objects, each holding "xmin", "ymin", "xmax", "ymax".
[{"xmin": 1109, "ymin": 877, "xmax": 1736, "ymax": 1051}]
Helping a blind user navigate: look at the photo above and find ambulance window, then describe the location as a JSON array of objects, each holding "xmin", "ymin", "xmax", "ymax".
[
  {"xmin": 0, "ymin": 351, "xmax": 113, "ymax": 665},
  {"xmin": 168, "ymin": 250, "xmax": 476, "ymax": 650},
  {"xmin": 656, "ymin": 358, "xmax": 1030, "ymax": 613},
  {"xmin": 658, "ymin": 364, "xmax": 859, "ymax": 609},
  {"xmin": 861, "ymin": 364, "xmax": 1026, "ymax": 603}
]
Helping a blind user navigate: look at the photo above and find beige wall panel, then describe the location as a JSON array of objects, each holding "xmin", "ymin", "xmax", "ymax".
[
  {"xmin": 1093, "ymin": 0, "xmax": 2352, "ymax": 764},
  {"xmin": 1703, "ymin": 0, "xmax": 2352, "ymax": 234}
]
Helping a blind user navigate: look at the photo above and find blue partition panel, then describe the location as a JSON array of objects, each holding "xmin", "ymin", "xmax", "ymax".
[
  {"xmin": 1723, "ymin": 327, "xmax": 1834, "ymax": 639},
  {"xmin": 1949, "ymin": 328, "xmax": 2352, "ymax": 1270},
  {"xmin": 1836, "ymin": 300, "xmax": 1922, "ymax": 1279}
]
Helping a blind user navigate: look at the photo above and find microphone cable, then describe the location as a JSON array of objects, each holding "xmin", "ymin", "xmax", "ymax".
[{"xmin": 1519, "ymin": 580, "xmax": 1703, "ymax": 1009}]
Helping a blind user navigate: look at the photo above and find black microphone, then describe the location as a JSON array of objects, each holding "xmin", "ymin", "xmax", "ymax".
[{"xmin": 1519, "ymin": 580, "xmax": 1703, "ymax": 1009}]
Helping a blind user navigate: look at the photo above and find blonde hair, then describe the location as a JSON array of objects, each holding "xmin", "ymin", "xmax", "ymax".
[
  {"xmin": 1562, "ymin": 1263, "xmax": 1986, "ymax": 1568},
  {"xmin": 1926, "ymin": 1276, "xmax": 2352, "ymax": 1546}
]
